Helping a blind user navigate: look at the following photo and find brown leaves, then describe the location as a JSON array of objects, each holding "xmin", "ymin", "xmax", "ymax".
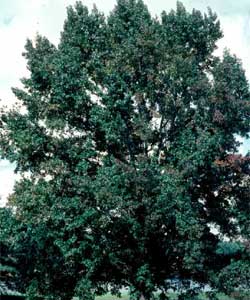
[
  {"xmin": 213, "ymin": 109, "xmax": 225, "ymax": 124},
  {"xmin": 214, "ymin": 154, "xmax": 250, "ymax": 173}
]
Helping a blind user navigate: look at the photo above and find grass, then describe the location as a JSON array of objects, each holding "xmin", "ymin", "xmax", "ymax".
[
  {"xmin": 94, "ymin": 291, "xmax": 250, "ymax": 300},
  {"xmin": 96, "ymin": 294, "xmax": 129, "ymax": 300}
]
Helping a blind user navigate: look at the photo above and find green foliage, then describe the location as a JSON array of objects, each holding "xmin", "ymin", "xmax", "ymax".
[
  {"xmin": 0, "ymin": 1, "xmax": 250, "ymax": 299},
  {"xmin": 216, "ymin": 241, "xmax": 244, "ymax": 256},
  {"xmin": 0, "ymin": 208, "xmax": 19, "ymax": 289}
]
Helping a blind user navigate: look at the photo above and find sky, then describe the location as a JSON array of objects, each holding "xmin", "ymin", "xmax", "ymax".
[{"xmin": 0, "ymin": 0, "xmax": 250, "ymax": 206}]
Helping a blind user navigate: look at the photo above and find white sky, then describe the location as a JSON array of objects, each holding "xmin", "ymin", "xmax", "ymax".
[{"xmin": 0, "ymin": 0, "xmax": 250, "ymax": 205}]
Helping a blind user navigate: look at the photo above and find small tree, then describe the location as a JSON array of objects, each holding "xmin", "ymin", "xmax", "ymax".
[{"xmin": 0, "ymin": 1, "xmax": 249, "ymax": 299}]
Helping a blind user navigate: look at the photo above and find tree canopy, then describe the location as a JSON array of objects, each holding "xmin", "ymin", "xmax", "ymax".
[
  {"xmin": 0, "ymin": 207, "xmax": 20, "ymax": 291},
  {"xmin": 0, "ymin": 1, "xmax": 250, "ymax": 299}
]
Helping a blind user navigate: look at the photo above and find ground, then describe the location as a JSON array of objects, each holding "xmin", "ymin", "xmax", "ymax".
[{"xmin": 95, "ymin": 291, "xmax": 250, "ymax": 300}]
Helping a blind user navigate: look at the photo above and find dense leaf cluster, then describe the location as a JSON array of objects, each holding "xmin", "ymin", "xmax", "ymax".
[{"xmin": 0, "ymin": 1, "xmax": 249, "ymax": 299}]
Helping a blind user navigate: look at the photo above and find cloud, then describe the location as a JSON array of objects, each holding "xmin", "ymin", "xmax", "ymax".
[
  {"xmin": 243, "ymin": 12, "xmax": 250, "ymax": 46},
  {"xmin": 2, "ymin": 15, "xmax": 15, "ymax": 26},
  {"xmin": 237, "ymin": 138, "xmax": 250, "ymax": 155},
  {"xmin": 0, "ymin": 161, "xmax": 18, "ymax": 207},
  {"xmin": 181, "ymin": 0, "xmax": 250, "ymax": 17}
]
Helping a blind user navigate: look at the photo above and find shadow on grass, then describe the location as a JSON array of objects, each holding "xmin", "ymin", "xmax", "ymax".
[{"xmin": 94, "ymin": 291, "xmax": 250, "ymax": 300}]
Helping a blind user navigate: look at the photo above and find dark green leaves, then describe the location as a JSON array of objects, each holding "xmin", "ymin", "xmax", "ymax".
[{"xmin": 0, "ymin": 1, "xmax": 249, "ymax": 299}]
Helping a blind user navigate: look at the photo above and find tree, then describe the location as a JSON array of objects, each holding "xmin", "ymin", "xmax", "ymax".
[
  {"xmin": 0, "ymin": 1, "xmax": 250, "ymax": 299},
  {"xmin": 0, "ymin": 207, "xmax": 20, "ymax": 292}
]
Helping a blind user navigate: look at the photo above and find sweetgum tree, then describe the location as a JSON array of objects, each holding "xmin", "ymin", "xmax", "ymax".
[{"xmin": 0, "ymin": 1, "xmax": 250, "ymax": 299}]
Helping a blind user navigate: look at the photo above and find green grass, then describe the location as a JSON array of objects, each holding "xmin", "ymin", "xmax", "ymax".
[
  {"xmin": 95, "ymin": 293, "xmax": 175, "ymax": 300},
  {"xmin": 198, "ymin": 293, "xmax": 233, "ymax": 300},
  {"xmin": 96, "ymin": 294, "xmax": 129, "ymax": 300},
  {"xmin": 94, "ymin": 291, "xmax": 249, "ymax": 300}
]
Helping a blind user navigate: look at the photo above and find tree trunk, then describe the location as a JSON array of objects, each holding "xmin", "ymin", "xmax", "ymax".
[{"xmin": 140, "ymin": 293, "xmax": 147, "ymax": 300}]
